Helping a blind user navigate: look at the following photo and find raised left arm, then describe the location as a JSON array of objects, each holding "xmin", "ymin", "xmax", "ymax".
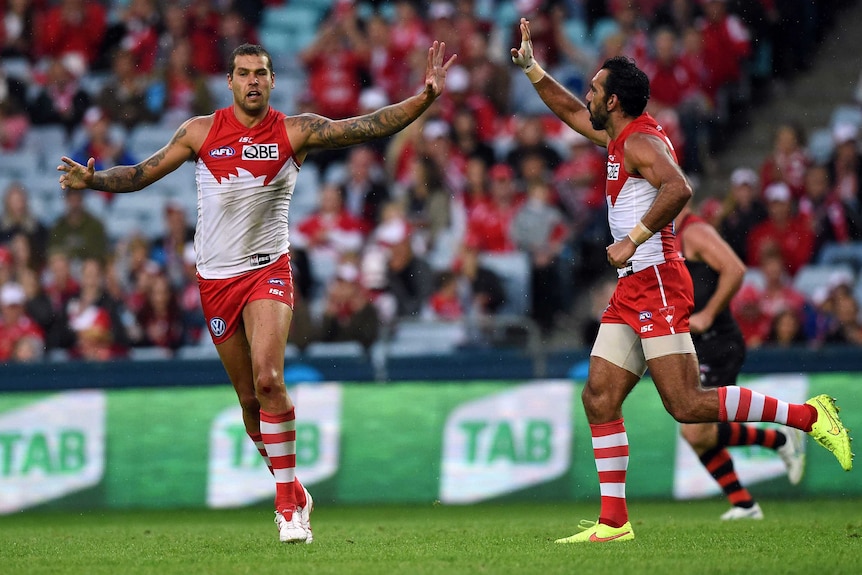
[{"xmin": 292, "ymin": 41, "xmax": 456, "ymax": 152}]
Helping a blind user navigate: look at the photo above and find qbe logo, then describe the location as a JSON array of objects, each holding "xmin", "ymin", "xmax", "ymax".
[
  {"xmin": 242, "ymin": 143, "xmax": 279, "ymax": 160},
  {"xmin": 209, "ymin": 317, "xmax": 227, "ymax": 338},
  {"xmin": 607, "ymin": 162, "xmax": 620, "ymax": 180}
]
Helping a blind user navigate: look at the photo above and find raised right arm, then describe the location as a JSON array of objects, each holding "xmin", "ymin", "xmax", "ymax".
[{"xmin": 511, "ymin": 17, "xmax": 608, "ymax": 147}]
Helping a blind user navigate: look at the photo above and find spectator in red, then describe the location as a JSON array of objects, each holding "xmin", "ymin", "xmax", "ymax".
[
  {"xmin": 610, "ymin": 0, "xmax": 651, "ymax": 65},
  {"xmin": 746, "ymin": 182, "xmax": 814, "ymax": 276},
  {"xmin": 507, "ymin": 0, "xmax": 565, "ymax": 70},
  {"xmin": 365, "ymin": 13, "xmax": 403, "ymax": 103},
  {"xmin": 61, "ymin": 257, "xmax": 134, "ymax": 354},
  {"xmin": 41, "ymin": 250, "xmax": 79, "ymax": 334},
  {"xmin": 462, "ymin": 154, "xmax": 491, "ymax": 215},
  {"xmin": 437, "ymin": 65, "xmax": 498, "ymax": 143},
  {"xmin": 643, "ymin": 26, "xmax": 711, "ymax": 172},
  {"xmin": 300, "ymin": 1, "xmax": 369, "ymax": 120},
  {"xmin": 149, "ymin": 37, "xmax": 215, "ymax": 129},
  {"xmin": 464, "ymin": 163, "xmax": 523, "ymax": 253},
  {"xmin": 185, "ymin": 0, "xmax": 222, "ymax": 74},
  {"xmin": 316, "ymin": 261, "xmax": 380, "ymax": 349},
  {"xmin": 135, "ymin": 272, "xmax": 185, "ymax": 352},
  {"xmin": 554, "ymin": 129, "xmax": 606, "ymax": 221},
  {"xmin": 427, "ymin": 269, "xmax": 463, "ymax": 321},
  {"xmin": 27, "ymin": 54, "xmax": 91, "ymax": 137},
  {"xmin": 759, "ymin": 121, "xmax": 810, "ymax": 200},
  {"xmin": 1, "ymin": 0, "xmax": 36, "ymax": 60},
  {"xmin": 101, "ymin": 0, "xmax": 161, "ymax": 74},
  {"xmin": 388, "ymin": 0, "xmax": 430, "ymax": 97},
  {"xmin": 342, "ymin": 145, "xmax": 391, "ymax": 230},
  {"xmin": 696, "ymin": 0, "xmax": 751, "ymax": 107},
  {"xmin": 0, "ymin": 282, "xmax": 44, "ymax": 362},
  {"xmin": 68, "ymin": 305, "xmax": 120, "ymax": 361},
  {"xmin": 34, "ymin": 0, "xmax": 106, "ymax": 68},
  {"xmin": 293, "ymin": 182, "xmax": 367, "ymax": 293},
  {"xmin": 458, "ymin": 25, "xmax": 511, "ymax": 116},
  {"xmin": 798, "ymin": 164, "xmax": 857, "ymax": 259},
  {"xmin": 426, "ymin": 2, "xmax": 461, "ymax": 56},
  {"xmin": 755, "ymin": 249, "xmax": 808, "ymax": 323}
]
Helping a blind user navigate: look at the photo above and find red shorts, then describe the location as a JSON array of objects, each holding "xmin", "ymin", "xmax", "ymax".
[
  {"xmin": 197, "ymin": 254, "xmax": 295, "ymax": 345},
  {"xmin": 602, "ymin": 259, "xmax": 693, "ymax": 338}
]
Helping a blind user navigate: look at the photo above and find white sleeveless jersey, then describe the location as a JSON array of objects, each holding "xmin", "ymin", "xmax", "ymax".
[
  {"xmin": 605, "ymin": 113, "xmax": 680, "ymax": 276},
  {"xmin": 194, "ymin": 107, "xmax": 299, "ymax": 279}
]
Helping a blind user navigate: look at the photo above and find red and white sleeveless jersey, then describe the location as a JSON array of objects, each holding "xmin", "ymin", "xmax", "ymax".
[
  {"xmin": 605, "ymin": 113, "xmax": 680, "ymax": 276},
  {"xmin": 194, "ymin": 107, "xmax": 299, "ymax": 279}
]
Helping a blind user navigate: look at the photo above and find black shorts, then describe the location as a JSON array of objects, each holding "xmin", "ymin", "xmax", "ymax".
[{"xmin": 693, "ymin": 327, "xmax": 746, "ymax": 388}]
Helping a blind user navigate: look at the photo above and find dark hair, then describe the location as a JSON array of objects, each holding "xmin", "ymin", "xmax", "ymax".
[
  {"xmin": 601, "ymin": 56, "xmax": 650, "ymax": 117},
  {"xmin": 227, "ymin": 43, "xmax": 273, "ymax": 76}
]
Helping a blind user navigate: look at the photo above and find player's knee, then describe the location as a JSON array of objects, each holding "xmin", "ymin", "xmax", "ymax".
[
  {"xmin": 581, "ymin": 382, "xmax": 616, "ymax": 420},
  {"xmin": 254, "ymin": 368, "xmax": 285, "ymax": 398},
  {"xmin": 238, "ymin": 392, "xmax": 260, "ymax": 415}
]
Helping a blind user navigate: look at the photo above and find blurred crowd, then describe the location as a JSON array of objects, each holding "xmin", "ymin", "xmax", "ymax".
[{"xmin": 1, "ymin": 0, "xmax": 862, "ymax": 364}]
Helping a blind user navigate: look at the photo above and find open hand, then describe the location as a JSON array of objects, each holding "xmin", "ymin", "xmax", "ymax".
[
  {"xmin": 424, "ymin": 41, "xmax": 457, "ymax": 98},
  {"xmin": 511, "ymin": 18, "xmax": 535, "ymax": 70},
  {"xmin": 58, "ymin": 156, "xmax": 96, "ymax": 191}
]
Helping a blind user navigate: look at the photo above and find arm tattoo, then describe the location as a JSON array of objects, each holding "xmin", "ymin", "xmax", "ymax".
[
  {"xmin": 299, "ymin": 103, "xmax": 422, "ymax": 148},
  {"xmin": 92, "ymin": 127, "xmax": 191, "ymax": 192}
]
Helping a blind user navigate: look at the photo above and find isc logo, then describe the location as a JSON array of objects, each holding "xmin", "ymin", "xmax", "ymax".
[
  {"xmin": 242, "ymin": 143, "xmax": 279, "ymax": 160},
  {"xmin": 607, "ymin": 162, "xmax": 620, "ymax": 180},
  {"xmin": 640, "ymin": 324, "xmax": 654, "ymax": 333}
]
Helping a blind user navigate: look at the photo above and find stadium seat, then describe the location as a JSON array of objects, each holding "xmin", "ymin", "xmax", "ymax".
[
  {"xmin": 304, "ymin": 341, "xmax": 367, "ymax": 358},
  {"xmin": 564, "ymin": 18, "xmax": 590, "ymax": 49},
  {"xmin": 792, "ymin": 263, "xmax": 856, "ymax": 299},
  {"xmin": 478, "ymin": 251, "xmax": 531, "ymax": 316},
  {"xmin": 807, "ymin": 127, "xmax": 835, "ymax": 165},
  {"xmin": 387, "ymin": 319, "xmax": 467, "ymax": 356},
  {"xmin": 817, "ymin": 241, "xmax": 862, "ymax": 273},
  {"xmin": 0, "ymin": 150, "xmax": 40, "ymax": 179}
]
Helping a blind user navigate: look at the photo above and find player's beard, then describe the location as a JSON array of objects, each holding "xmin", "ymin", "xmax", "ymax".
[{"xmin": 588, "ymin": 102, "xmax": 607, "ymax": 131}]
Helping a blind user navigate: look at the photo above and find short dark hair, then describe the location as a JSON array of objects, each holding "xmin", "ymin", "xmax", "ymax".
[
  {"xmin": 601, "ymin": 56, "xmax": 650, "ymax": 117},
  {"xmin": 228, "ymin": 43, "xmax": 273, "ymax": 76}
]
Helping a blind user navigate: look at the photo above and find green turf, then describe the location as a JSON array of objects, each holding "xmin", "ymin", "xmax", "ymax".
[{"xmin": 1, "ymin": 499, "xmax": 861, "ymax": 575}]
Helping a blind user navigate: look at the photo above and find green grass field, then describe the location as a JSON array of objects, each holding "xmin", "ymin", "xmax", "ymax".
[{"xmin": 2, "ymin": 499, "xmax": 861, "ymax": 575}]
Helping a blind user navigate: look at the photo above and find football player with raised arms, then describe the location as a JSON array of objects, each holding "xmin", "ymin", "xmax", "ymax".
[
  {"xmin": 58, "ymin": 41, "xmax": 456, "ymax": 543},
  {"xmin": 511, "ymin": 17, "xmax": 852, "ymax": 543}
]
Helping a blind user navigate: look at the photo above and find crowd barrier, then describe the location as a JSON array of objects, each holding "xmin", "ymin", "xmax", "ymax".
[{"xmin": 1, "ymin": 364, "xmax": 859, "ymax": 514}]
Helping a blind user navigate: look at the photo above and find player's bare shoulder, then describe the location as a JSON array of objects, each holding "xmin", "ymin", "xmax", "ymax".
[{"xmin": 173, "ymin": 114, "xmax": 216, "ymax": 158}]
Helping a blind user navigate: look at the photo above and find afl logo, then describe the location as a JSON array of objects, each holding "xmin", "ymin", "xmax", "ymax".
[
  {"xmin": 209, "ymin": 317, "xmax": 227, "ymax": 337},
  {"xmin": 209, "ymin": 146, "xmax": 236, "ymax": 158}
]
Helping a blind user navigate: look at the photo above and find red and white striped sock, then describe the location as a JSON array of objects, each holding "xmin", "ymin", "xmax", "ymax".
[
  {"xmin": 248, "ymin": 432, "xmax": 273, "ymax": 475},
  {"xmin": 718, "ymin": 387, "xmax": 816, "ymax": 431},
  {"xmin": 260, "ymin": 409, "xmax": 297, "ymax": 516},
  {"xmin": 591, "ymin": 419, "xmax": 629, "ymax": 528}
]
